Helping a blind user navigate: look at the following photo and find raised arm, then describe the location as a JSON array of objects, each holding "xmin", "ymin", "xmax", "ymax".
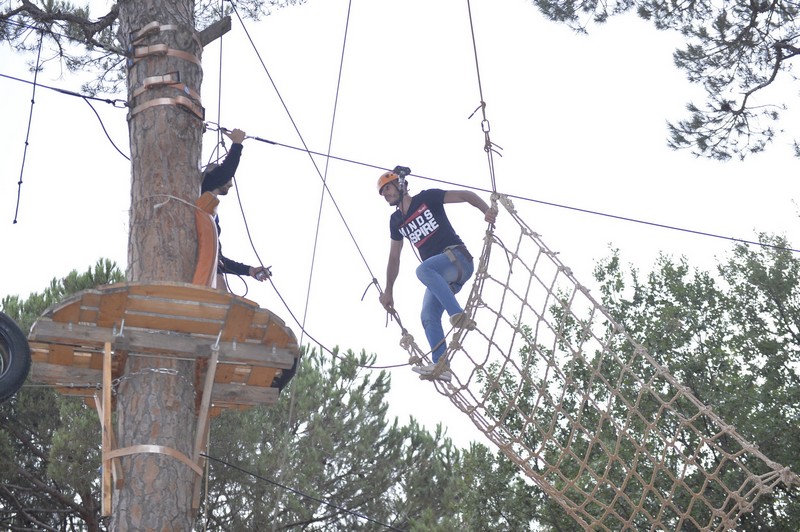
[{"xmin": 443, "ymin": 190, "xmax": 497, "ymax": 224}]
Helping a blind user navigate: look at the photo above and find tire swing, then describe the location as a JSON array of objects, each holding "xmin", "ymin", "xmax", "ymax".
[{"xmin": 0, "ymin": 312, "xmax": 31, "ymax": 403}]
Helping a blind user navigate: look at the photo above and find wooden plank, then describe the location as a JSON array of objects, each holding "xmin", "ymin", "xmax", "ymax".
[
  {"xmin": 231, "ymin": 366, "xmax": 251, "ymax": 384},
  {"xmin": 121, "ymin": 314, "xmax": 223, "ymax": 336},
  {"xmin": 196, "ymin": 343, "xmax": 296, "ymax": 368},
  {"xmin": 211, "ymin": 383, "xmax": 278, "ymax": 405},
  {"xmin": 89, "ymin": 352, "xmax": 104, "ymax": 370},
  {"xmin": 77, "ymin": 306, "xmax": 101, "ymax": 326},
  {"xmin": 71, "ymin": 351, "xmax": 94, "ymax": 369},
  {"xmin": 31, "ymin": 362, "xmax": 101, "ymax": 387},
  {"xmin": 96, "ymin": 290, "xmax": 130, "ymax": 328},
  {"xmin": 212, "ymin": 364, "xmax": 237, "ymax": 384},
  {"xmin": 51, "ymin": 299, "xmax": 83, "ymax": 324},
  {"xmin": 220, "ymin": 301, "xmax": 256, "ymax": 342},
  {"xmin": 29, "ymin": 320, "xmax": 114, "ymax": 349},
  {"xmin": 127, "ymin": 283, "xmax": 253, "ymax": 307},
  {"xmin": 191, "ymin": 346, "xmax": 218, "ymax": 509},
  {"xmin": 264, "ymin": 321, "xmax": 290, "ymax": 347},
  {"xmin": 36, "ymin": 363, "xmax": 281, "ymax": 409},
  {"xmin": 246, "ymin": 366, "xmax": 276, "ymax": 387},
  {"xmin": 49, "ymin": 344, "xmax": 75, "ymax": 366},
  {"xmin": 56, "ymin": 387, "xmax": 98, "ymax": 398},
  {"xmin": 198, "ymin": 15, "xmax": 231, "ymax": 48},
  {"xmin": 125, "ymin": 295, "xmax": 230, "ymax": 322}
]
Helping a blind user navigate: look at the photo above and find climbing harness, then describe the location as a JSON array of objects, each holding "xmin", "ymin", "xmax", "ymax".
[{"xmin": 442, "ymin": 244, "xmax": 472, "ymax": 288}]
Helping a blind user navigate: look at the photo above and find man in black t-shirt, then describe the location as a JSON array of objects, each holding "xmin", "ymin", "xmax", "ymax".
[
  {"xmin": 201, "ymin": 127, "xmax": 270, "ymax": 291},
  {"xmin": 378, "ymin": 169, "xmax": 497, "ymax": 381}
]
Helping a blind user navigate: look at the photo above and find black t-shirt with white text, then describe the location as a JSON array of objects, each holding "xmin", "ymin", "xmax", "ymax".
[{"xmin": 389, "ymin": 189, "xmax": 464, "ymax": 261}]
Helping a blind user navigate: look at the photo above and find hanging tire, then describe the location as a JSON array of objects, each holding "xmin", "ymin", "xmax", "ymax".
[{"xmin": 0, "ymin": 312, "xmax": 31, "ymax": 403}]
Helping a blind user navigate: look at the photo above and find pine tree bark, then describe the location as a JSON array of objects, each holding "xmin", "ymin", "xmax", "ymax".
[{"xmin": 113, "ymin": 0, "xmax": 204, "ymax": 528}]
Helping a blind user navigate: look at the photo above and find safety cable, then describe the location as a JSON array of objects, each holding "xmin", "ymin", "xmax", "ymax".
[
  {"xmin": 12, "ymin": 33, "xmax": 43, "ymax": 224},
  {"xmin": 223, "ymin": 1, "xmax": 412, "ymax": 371},
  {"xmin": 1, "ymin": 72, "xmax": 129, "ymax": 160},
  {"xmin": 227, "ymin": 0, "xmax": 381, "ymax": 291},
  {"xmin": 465, "ymin": 0, "xmax": 500, "ymax": 195},
  {"xmin": 200, "ymin": 453, "xmax": 404, "ymax": 531},
  {"xmin": 236, "ymin": 131, "xmax": 800, "ymax": 255},
  {"xmin": 299, "ymin": 0, "xmax": 354, "ymax": 352},
  {"xmin": 3, "ymin": 65, "xmax": 785, "ymax": 257},
  {"xmin": 266, "ymin": 276, "xmax": 409, "ymax": 370}
]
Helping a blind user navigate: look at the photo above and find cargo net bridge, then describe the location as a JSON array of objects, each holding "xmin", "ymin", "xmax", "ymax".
[{"xmin": 396, "ymin": 194, "xmax": 799, "ymax": 531}]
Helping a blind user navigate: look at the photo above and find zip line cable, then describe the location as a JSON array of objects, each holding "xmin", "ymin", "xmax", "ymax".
[
  {"xmin": 12, "ymin": 33, "xmax": 43, "ymax": 224},
  {"xmin": 201, "ymin": 453, "xmax": 404, "ymax": 531}
]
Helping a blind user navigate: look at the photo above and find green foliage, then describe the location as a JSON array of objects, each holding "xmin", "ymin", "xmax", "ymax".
[
  {"xmin": 1, "ymin": 258, "xmax": 123, "ymax": 333},
  {"xmin": 476, "ymin": 240, "xmax": 800, "ymax": 530},
  {"xmin": 590, "ymin": 242, "xmax": 800, "ymax": 530},
  {"xmin": 531, "ymin": 0, "xmax": 800, "ymax": 160},
  {"xmin": 1, "ymin": 0, "xmax": 308, "ymax": 95},
  {"xmin": 0, "ymin": 260, "xmax": 545, "ymax": 531},
  {"xmin": 0, "ymin": 259, "xmax": 123, "ymax": 531},
  {"xmin": 201, "ymin": 346, "xmax": 544, "ymax": 531}
]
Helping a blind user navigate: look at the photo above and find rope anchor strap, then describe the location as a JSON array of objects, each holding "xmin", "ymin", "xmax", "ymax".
[
  {"xmin": 132, "ymin": 72, "xmax": 201, "ymax": 102},
  {"xmin": 127, "ymin": 44, "xmax": 202, "ymax": 69},
  {"xmin": 129, "ymin": 21, "xmax": 203, "ymax": 49},
  {"xmin": 127, "ymin": 95, "xmax": 205, "ymax": 122}
]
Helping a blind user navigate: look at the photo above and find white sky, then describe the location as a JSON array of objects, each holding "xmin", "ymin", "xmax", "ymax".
[{"xmin": 1, "ymin": 0, "xmax": 798, "ymax": 446}]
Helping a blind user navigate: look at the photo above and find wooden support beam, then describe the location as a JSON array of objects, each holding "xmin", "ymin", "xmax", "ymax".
[
  {"xmin": 192, "ymin": 345, "xmax": 219, "ymax": 509},
  {"xmin": 101, "ymin": 342, "xmax": 112, "ymax": 516},
  {"xmin": 198, "ymin": 16, "xmax": 231, "ymax": 48}
]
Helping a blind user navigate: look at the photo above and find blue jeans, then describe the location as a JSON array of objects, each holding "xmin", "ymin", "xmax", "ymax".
[{"xmin": 415, "ymin": 247, "xmax": 474, "ymax": 363}]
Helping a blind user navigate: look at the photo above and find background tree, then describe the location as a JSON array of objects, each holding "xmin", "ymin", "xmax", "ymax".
[
  {"xmin": 203, "ymin": 348, "xmax": 542, "ymax": 531},
  {"xmin": 0, "ymin": 260, "xmax": 123, "ymax": 531},
  {"xmin": 531, "ymin": 0, "xmax": 800, "ymax": 160},
  {"xmin": 596, "ymin": 241, "xmax": 800, "ymax": 528},
  {"xmin": 0, "ymin": 263, "xmax": 543, "ymax": 530}
]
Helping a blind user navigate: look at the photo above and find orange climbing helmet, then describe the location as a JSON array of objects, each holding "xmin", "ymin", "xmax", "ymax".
[
  {"xmin": 377, "ymin": 166, "xmax": 411, "ymax": 195},
  {"xmin": 377, "ymin": 171, "xmax": 400, "ymax": 195}
]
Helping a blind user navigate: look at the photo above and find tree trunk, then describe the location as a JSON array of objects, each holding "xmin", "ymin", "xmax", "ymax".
[{"xmin": 113, "ymin": 0, "xmax": 204, "ymax": 528}]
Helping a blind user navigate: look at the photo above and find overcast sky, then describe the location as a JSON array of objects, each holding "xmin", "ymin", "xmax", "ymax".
[{"xmin": 2, "ymin": 0, "xmax": 798, "ymax": 445}]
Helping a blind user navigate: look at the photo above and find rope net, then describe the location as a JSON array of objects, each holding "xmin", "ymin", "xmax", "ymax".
[{"xmin": 399, "ymin": 194, "xmax": 798, "ymax": 531}]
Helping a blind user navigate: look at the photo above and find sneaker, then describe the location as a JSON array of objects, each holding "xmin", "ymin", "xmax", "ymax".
[
  {"xmin": 412, "ymin": 363, "xmax": 452, "ymax": 382},
  {"xmin": 433, "ymin": 369, "xmax": 452, "ymax": 382},
  {"xmin": 449, "ymin": 312, "xmax": 476, "ymax": 330},
  {"xmin": 411, "ymin": 363, "xmax": 437, "ymax": 376}
]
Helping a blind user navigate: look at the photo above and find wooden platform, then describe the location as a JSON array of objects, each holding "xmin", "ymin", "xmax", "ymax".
[{"xmin": 28, "ymin": 281, "xmax": 300, "ymax": 416}]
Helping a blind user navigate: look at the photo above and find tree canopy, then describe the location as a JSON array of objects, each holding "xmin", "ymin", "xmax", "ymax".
[
  {"xmin": 532, "ymin": 0, "xmax": 800, "ymax": 160},
  {"xmin": 0, "ymin": 0, "xmax": 305, "ymax": 94}
]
